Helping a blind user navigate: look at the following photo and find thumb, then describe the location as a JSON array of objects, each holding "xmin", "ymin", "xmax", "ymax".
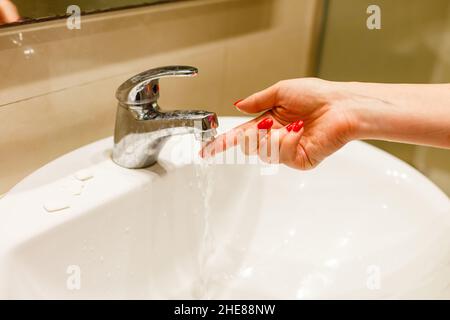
[{"xmin": 235, "ymin": 83, "xmax": 279, "ymax": 114}]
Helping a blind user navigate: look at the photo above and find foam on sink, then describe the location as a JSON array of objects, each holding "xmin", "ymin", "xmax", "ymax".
[
  {"xmin": 71, "ymin": 184, "xmax": 84, "ymax": 196},
  {"xmin": 74, "ymin": 169, "xmax": 94, "ymax": 181},
  {"xmin": 43, "ymin": 200, "xmax": 70, "ymax": 213},
  {"xmin": 62, "ymin": 178, "xmax": 85, "ymax": 196},
  {"xmin": 43, "ymin": 167, "xmax": 96, "ymax": 213}
]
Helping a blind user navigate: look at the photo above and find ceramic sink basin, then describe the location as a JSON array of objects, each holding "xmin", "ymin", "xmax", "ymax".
[{"xmin": 0, "ymin": 117, "xmax": 449, "ymax": 299}]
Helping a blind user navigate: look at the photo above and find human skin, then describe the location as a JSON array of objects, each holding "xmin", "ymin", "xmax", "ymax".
[
  {"xmin": 200, "ymin": 78, "xmax": 450, "ymax": 170},
  {"xmin": 0, "ymin": 0, "xmax": 20, "ymax": 24}
]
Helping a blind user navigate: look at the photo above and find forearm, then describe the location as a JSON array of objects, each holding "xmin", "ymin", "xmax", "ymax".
[{"xmin": 338, "ymin": 82, "xmax": 450, "ymax": 148}]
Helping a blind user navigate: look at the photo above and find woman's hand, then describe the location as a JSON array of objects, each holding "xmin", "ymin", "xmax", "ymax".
[
  {"xmin": 201, "ymin": 78, "xmax": 359, "ymax": 169},
  {"xmin": 200, "ymin": 79, "xmax": 450, "ymax": 170}
]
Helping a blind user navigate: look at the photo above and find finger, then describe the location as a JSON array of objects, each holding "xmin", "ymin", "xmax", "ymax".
[
  {"xmin": 279, "ymin": 121, "xmax": 309, "ymax": 169},
  {"xmin": 200, "ymin": 114, "xmax": 277, "ymax": 158},
  {"xmin": 257, "ymin": 120, "xmax": 303, "ymax": 164},
  {"xmin": 240, "ymin": 127, "xmax": 259, "ymax": 156},
  {"xmin": 258, "ymin": 129, "xmax": 281, "ymax": 164},
  {"xmin": 234, "ymin": 83, "xmax": 280, "ymax": 114},
  {"xmin": 240, "ymin": 116, "xmax": 278, "ymax": 156},
  {"xmin": 241, "ymin": 117, "xmax": 276, "ymax": 155},
  {"xmin": 0, "ymin": 1, "xmax": 20, "ymax": 23}
]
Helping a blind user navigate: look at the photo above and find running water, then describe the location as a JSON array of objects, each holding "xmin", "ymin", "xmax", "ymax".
[{"xmin": 191, "ymin": 146, "xmax": 216, "ymax": 299}]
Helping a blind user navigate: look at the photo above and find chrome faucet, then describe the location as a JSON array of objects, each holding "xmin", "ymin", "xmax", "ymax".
[{"xmin": 112, "ymin": 66, "xmax": 218, "ymax": 168}]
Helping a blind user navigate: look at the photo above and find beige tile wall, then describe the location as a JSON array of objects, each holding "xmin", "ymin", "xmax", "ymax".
[
  {"xmin": 0, "ymin": 0, "xmax": 323, "ymax": 194},
  {"xmin": 319, "ymin": 0, "xmax": 450, "ymax": 195}
]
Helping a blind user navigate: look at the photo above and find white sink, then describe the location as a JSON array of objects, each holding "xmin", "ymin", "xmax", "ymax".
[{"xmin": 0, "ymin": 117, "xmax": 449, "ymax": 299}]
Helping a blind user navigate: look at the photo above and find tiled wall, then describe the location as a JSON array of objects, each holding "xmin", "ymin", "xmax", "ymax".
[
  {"xmin": 14, "ymin": 0, "xmax": 168, "ymax": 19},
  {"xmin": 319, "ymin": 0, "xmax": 450, "ymax": 195},
  {"xmin": 0, "ymin": 0, "xmax": 323, "ymax": 194}
]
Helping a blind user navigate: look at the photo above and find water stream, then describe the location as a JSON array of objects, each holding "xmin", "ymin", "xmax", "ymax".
[{"xmin": 192, "ymin": 155, "xmax": 216, "ymax": 299}]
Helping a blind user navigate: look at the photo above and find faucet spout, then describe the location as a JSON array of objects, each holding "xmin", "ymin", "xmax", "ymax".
[
  {"xmin": 112, "ymin": 67, "xmax": 218, "ymax": 169},
  {"xmin": 148, "ymin": 110, "xmax": 218, "ymax": 133},
  {"xmin": 156, "ymin": 110, "xmax": 218, "ymax": 142},
  {"xmin": 137, "ymin": 109, "xmax": 219, "ymax": 144}
]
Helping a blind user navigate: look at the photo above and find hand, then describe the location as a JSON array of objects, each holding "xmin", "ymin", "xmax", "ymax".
[
  {"xmin": 201, "ymin": 79, "xmax": 450, "ymax": 170},
  {"xmin": 201, "ymin": 78, "xmax": 359, "ymax": 170},
  {"xmin": 0, "ymin": 0, "xmax": 20, "ymax": 24}
]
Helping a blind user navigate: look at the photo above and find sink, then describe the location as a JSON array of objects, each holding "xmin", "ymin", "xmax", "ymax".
[{"xmin": 0, "ymin": 116, "xmax": 449, "ymax": 299}]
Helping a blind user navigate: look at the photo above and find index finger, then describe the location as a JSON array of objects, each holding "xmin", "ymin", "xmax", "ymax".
[{"xmin": 200, "ymin": 113, "xmax": 280, "ymax": 158}]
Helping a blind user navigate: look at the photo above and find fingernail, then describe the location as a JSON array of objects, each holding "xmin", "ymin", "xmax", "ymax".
[
  {"xmin": 292, "ymin": 120, "xmax": 304, "ymax": 133},
  {"xmin": 233, "ymin": 99, "xmax": 243, "ymax": 106},
  {"xmin": 257, "ymin": 118, "xmax": 273, "ymax": 130},
  {"xmin": 286, "ymin": 123, "xmax": 294, "ymax": 132}
]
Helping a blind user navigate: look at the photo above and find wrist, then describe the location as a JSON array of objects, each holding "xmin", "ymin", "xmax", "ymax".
[
  {"xmin": 348, "ymin": 96, "xmax": 390, "ymax": 141},
  {"xmin": 329, "ymin": 82, "xmax": 395, "ymax": 142},
  {"xmin": 325, "ymin": 87, "xmax": 377, "ymax": 143}
]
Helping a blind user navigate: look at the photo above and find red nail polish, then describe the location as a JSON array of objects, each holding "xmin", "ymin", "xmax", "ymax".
[
  {"xmin": 292, "ymin": 120, "xmax": 304, "ymax": 133},
  {"xmin": 286, "ymin": 123, "xmax": 294, "ymax": 132},
  {"xmin": 257, "ymin": 118, "xmax": 273, "ymax": 130},
  {"xmin": 233, "ymin": 99, "xmax": 243, "ymax": 106}
]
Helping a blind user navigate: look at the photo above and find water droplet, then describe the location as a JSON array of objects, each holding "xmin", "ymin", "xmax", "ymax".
[{"xmin": 23, "ymin": 47, "xmax": 35, "ymax": 59}]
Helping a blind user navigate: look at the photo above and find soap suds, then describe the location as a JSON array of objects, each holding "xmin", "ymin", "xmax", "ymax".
[
  {"xmin": 43, "ymin": 167, "xmax": 95, "ymax": 213},
  {"xmin": 43, "ymin": 200, "xmax": 70, "ymax": 213},
  {"xmin": 74, "ymin": 169, "xmax": 93, "ymax": 181},
  {"xmin": 62, "ymin": 179, "xmax": 85, "ymax": 196}
]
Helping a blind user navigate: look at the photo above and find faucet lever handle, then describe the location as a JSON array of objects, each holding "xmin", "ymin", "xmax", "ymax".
[{"xmin": 115, "ymin": 65, "xmax": 198, "ymax": 106}]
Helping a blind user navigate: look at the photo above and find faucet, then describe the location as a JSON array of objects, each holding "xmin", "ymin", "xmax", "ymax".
[{"xmin": 112, "ymin": 66, "xmax": 218, "ymax": 168}]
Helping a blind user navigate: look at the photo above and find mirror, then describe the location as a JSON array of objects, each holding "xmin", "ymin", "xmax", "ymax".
[{"xmin": 0, "ymin": 0, "xmax": 179, "ymax": 27}]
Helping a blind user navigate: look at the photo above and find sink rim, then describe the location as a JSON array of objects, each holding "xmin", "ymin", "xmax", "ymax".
[
  {"xmin": 0, "ymin": 116, "xmax": 449, "ymax": 299},
  {"xmin": 2, "ymin": 117, "xmax": 449, "ymax": 230},
  {"xmin": 1, "ymin": 116, "xmax": 449, "ymax": 246},
  {"xmin": 1, "ymin": 116, "xmax": 448, "ymax": 253},
  {"xmin": 6, "ymin": 116, "xmax": 449, "ymax": 199}
]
